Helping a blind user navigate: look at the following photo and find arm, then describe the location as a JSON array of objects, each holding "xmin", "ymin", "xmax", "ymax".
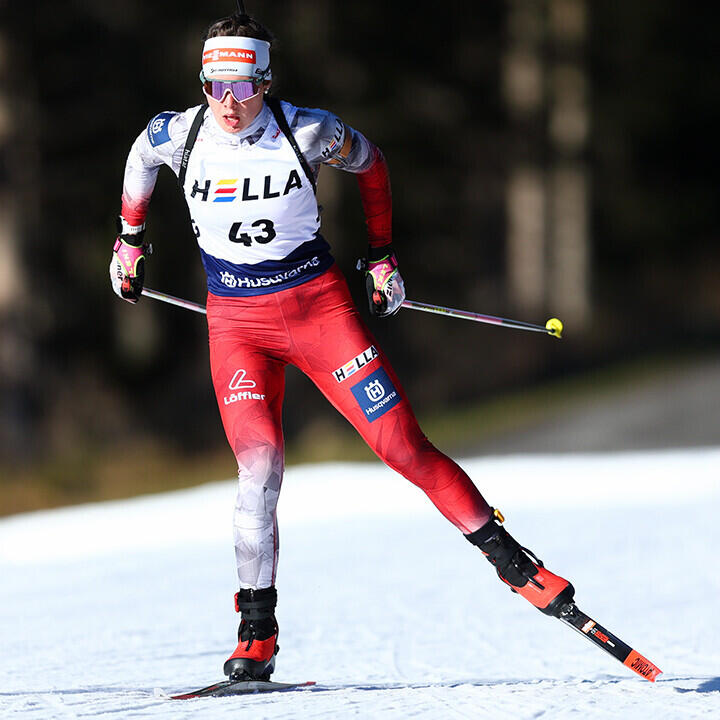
[
  {"xmin": 111, "ymin": 111, "xmax": 188, "ymax": 302},
  {"xmin": 356, "ymin": 146, "xmax": 392, "ymax": 253},
  {"xmin": 121, "ymin": 111, "xmax": 187, "ymax": 225},
  {"xmin": 293, "ymin": 107, "xmax": 403, "ymax": 316}
]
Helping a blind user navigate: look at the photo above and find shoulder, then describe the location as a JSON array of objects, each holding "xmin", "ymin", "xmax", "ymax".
[
  {"xmin": 290, "ymin": 104, "xmax": 342, "ymax": 138},
  {"xmin": 268, "ymin": 99, "xmax": 373, "ymax": 171},
  {"xmin": 144, "ymin": 105, "xmax": 205, "ymax": 149},
  {"xmin": 146, "ymin": 111, "xmax": 177, "ymax": 147},
  {"xmin": 130, "ymin": 105, "xmax": 207, "ymax": 173},
  {"xmin": 281, "ymin": 102, "xmax": 346, "ymax": 164}
]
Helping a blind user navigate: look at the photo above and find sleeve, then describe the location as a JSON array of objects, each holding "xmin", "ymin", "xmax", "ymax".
[
  {"xmin": 356, "ymin": 146, "xmax": 392, "ymax": 250},
  {"xmin": 292, "ymin": 107, "xmax": 392, "ymax": 248},
  {"xmin": 120, "ymin": 111, "xmax": 189, "ymax": 226}
]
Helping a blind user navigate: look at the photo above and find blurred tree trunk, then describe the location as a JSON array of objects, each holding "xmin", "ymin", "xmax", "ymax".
[
  {"xmin": 547, "ymin": 0, "xmax": 589, "ymax": 328},
  {"xmin": 504, "ymin": 0, "xmax": 548, "ymax": 316},
  {"xmin": 0, "ymin": 19, "xmax": 39, "ymax": 461},
  {"xmin": 504, "ymin": 0, "xmax": 589, "ymax": 328}
]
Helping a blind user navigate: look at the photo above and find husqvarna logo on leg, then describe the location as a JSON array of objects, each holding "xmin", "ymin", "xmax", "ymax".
[
  {"xmin": 364, "ymin": 379, "xmax": 385, "ymax": 402},
  {"xmin": 224, "ymin": 369, "xmax": 266, "ymax": 404},
  {"xmin": 350, "ymin": 368, "xmax": 401, "ymax": 423}
]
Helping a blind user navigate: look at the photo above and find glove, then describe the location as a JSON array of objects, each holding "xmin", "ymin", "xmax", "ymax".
[
  {"xmin": 362, "ymin": 244, "xmax": 406, "ymax": 317},
  {"xmin": 110, "ymin": 217, "xmax": 148, "ymax": 303}
]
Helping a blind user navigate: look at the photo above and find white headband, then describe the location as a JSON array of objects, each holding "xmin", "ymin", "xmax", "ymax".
[{"xmin": 201, "ymin": 36, "xmax": 272, "ymax": 81}]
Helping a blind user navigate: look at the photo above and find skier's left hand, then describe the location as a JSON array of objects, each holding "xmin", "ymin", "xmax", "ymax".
[{"xmin": 363, "ymin": 245, "xmax": 405, "ymax": 317}]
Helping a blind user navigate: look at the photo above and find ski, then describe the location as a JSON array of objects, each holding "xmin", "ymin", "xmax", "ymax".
[
  {"xmin": 557, "ymin": 602, "xmax": 661, "ymax": 681},
  {"xmin": 168, "ymin": 602, "xmax": 659, "ymax": 698},
  {"xmin": 169, "ymin": 679, "xmax": 316, "ymax": 699}
]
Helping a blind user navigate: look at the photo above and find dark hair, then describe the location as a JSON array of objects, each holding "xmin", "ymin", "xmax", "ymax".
[{"xmin": 203, "ymin": 12, "xmax": 275, "ymax": 46}]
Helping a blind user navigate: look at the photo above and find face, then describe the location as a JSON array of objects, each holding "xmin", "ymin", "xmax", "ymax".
[{"xmin": 205, "ymin": 75, "xmax": 271, "ymax": 133}]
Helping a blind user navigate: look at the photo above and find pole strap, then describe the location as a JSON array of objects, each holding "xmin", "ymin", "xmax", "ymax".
[
  {"xmin": 178, "ymin": 103, "xmax": 208, "ymax": 191},
  {"xmin": 266, "ymin": 96, "xmax": 317, "ymax": 195}
]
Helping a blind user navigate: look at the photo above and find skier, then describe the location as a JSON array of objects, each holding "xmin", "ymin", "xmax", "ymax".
[{"xmin": 111, "ymin": 9, "xmax": 574, "ymax": 682}]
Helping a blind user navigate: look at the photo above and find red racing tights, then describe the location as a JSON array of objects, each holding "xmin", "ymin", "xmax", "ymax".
[{"xmin": 207, "ymin": 265, "xmax": 492, "ymax": 589}]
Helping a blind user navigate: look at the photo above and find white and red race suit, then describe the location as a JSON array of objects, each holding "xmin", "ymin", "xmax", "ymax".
[{"xmin": 120, "ymin": 99, "xmax": 492, "ymax": 588}]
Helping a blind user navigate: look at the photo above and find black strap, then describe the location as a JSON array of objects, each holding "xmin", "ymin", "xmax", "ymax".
[
  {"xmin": 266, "ymin": 96, "xmax": 317, "ymax": 195},
  {"xmin": 235, "ymin": 588, "xmax": 277, "ymax": 618},
  {"xmin": 178, "ymin": 103, "xmax": 208, "ymax": 190},
  {"xmin": 177, "ymin": 99, "xmax": 316, "ymax": 195}
]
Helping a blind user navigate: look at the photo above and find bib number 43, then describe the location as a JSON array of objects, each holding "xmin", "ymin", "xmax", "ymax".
[{"xmin": 229, "ymin": 219, "xmax": 276, "ymax": 246}]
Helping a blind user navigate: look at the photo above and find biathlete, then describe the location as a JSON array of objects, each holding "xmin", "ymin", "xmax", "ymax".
[{"xmin": 111, "ymin": 9, "xmax": 575, "ymax": 682}]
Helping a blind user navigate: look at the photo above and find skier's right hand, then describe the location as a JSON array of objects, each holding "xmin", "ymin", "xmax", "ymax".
[{"xmin": 110, "ymin": 217, "xmax": 148, "ymax": 304}]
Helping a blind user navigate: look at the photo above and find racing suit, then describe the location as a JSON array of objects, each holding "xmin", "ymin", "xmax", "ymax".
[{"xmin": 120, "ymin": 99, "xmax": 492, "ymax": 588}]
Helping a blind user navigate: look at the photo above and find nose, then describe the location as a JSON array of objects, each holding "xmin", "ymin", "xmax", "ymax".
[{"xmin": 221, "ymin": 91, "xmax": 239, "ymax": 106}]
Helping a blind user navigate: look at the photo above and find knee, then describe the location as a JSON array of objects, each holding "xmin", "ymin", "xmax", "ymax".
[
  {"xmin": 375, "ymin": 428, "xmax": 436, "ymax": 476},
  {"xmin": 234, "ymin": 445, "xmax": 283, "ymax": 522}
]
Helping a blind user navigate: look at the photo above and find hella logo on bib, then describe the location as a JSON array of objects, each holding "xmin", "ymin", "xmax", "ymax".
[{"xmin": 224, "ymin": 369, "xmax": 266, "ymax": 404}]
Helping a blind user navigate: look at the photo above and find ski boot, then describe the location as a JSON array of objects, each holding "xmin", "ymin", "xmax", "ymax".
[
  {"xmin": 223, "ymin": 586, "xmax": 279, "ymax": 681},
  {"xmin": 466, "ymin": 509, "xmax": 575, "ymax": 617}
]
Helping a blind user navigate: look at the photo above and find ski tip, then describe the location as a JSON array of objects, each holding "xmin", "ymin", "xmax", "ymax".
[{"xmin": 623, "ymin": 649, "xmax": 662, "ymax": 682}]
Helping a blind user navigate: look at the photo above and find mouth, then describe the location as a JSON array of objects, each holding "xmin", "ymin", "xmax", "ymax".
[{"xmin": 223, "ymin": 114, "xmax": 242, "ymax": 129}]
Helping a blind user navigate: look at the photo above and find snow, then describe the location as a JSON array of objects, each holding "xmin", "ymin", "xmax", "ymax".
[{"xmin": 1, "ymin": 449, "xmax": 719, "ymax": 718}]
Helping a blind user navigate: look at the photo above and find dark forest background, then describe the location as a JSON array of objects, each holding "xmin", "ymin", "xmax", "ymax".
[{"xmin": 1, "ymin": 1, "xmax": 718, "ymax": 513}]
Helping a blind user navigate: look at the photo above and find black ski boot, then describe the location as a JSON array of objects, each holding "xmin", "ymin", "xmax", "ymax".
[
  {"xmin": 223, "ymin": 587, "xmax": 279, "ymax": 681},
  {"xmin": 466, "ymin": 509, "xmax": 575, "ymax": 617}
]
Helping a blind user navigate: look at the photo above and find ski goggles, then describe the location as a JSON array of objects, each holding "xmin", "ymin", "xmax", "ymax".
[{"xmin": 202, "ymin": 78, "xmax": 260, "ymax": 103}]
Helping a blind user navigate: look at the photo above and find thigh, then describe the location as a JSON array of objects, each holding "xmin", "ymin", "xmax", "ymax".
[
  {"xmin": 209, "ymin": 328, "xmax": 286, "ymax": 463},
  {"xmin": 288, "ymin": 267, "xmax": 418, "ymax": 448}
]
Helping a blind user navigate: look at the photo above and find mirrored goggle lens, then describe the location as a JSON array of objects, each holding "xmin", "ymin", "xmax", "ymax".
[{"xmin": 203, "ymin": 80, "xmax": 257, "ymax": 102}]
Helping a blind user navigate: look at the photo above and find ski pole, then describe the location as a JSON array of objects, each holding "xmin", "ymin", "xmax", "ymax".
[
  {"xmin": 141, "ymin": 287, "xmax": 563, "ymax": 338},
  {"xmin": 400, "ymin": 300, "xmax": 563, "ymax": 338},
  {"xmin": 141, "ymin": 287, "xmax": 207, "ymax": 315}
]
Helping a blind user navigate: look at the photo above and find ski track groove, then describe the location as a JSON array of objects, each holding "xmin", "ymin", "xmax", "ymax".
[
  {"xmin": 387, "ymin": 590, "xmax": 476, "ymax": 719},
  {"xmin": 40, "ymin": 695, "xmax": 80, "ymax": 720},
  {"xmin": 389, "ymin": 626, "xmax": 476, "ymax": 720}
]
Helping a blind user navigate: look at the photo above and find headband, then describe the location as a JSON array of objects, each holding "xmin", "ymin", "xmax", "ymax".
[{"xmin": 201, "ymin": 36, "xmax": 272, "ymax": 82}]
